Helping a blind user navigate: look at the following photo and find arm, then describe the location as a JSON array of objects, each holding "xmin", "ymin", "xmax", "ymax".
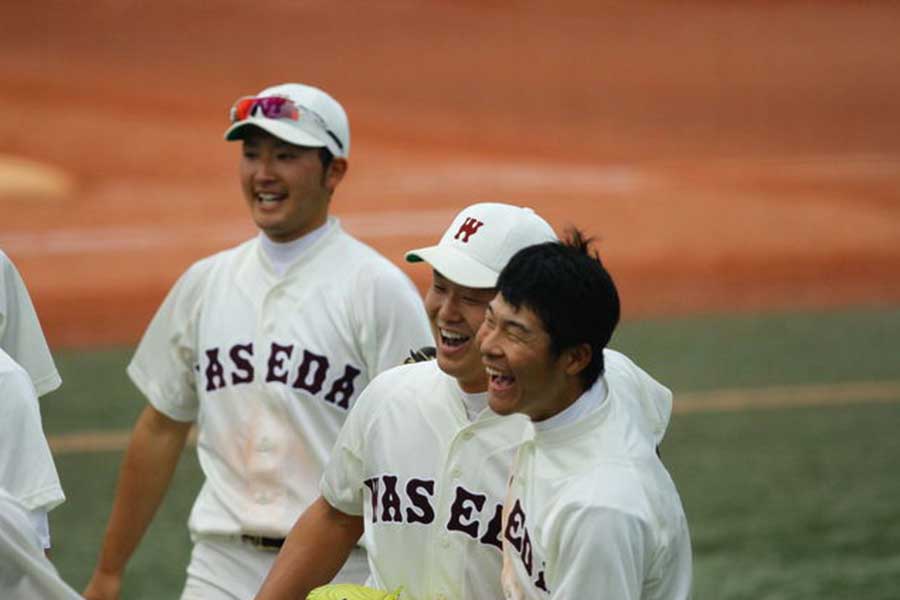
[
  {"xmin": 83, "ymin": 405, "xmax": 192, "ymax": 600},
  {"xmin": 255, "ymin": 496, "xmax": 363, "ymax": 600}
]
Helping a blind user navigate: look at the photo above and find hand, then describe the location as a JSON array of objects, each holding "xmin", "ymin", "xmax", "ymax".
[{"xmin": 82, "ymin": 570, "xmax": 122, "ymax": 600}]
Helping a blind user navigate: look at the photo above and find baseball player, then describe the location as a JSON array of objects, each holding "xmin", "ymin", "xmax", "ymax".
[
  {"xmin": 0, "ymin": 488, "xmax": 81, "ymax": 599},
  {"xmin": 0, "ymin": 249, "xmax": 65, "ymax": 551},
  {"xmin": 82, "ymin": 83, "xmax": 432, "ymax": 600},
  {"xmin": 479, "ymin": 232, "xmax": 692, "ymax": 599},
  {"xmin": 257, "ymin": 203, "xmax": 673, "ymax": 600},
  {"xmin": 0, "ymin": 347, "xmax": 66, "ymax": 553},
  {"xmin": 0, "ymin": 249, "xmax": 62, "ymax": 397}
]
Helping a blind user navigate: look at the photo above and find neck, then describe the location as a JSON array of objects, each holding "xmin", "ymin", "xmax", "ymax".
[{"xmin": 532, "ymin": 381, "xmax": 585, "ymax": 422}]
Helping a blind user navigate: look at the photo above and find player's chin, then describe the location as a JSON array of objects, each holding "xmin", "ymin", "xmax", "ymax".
[
  {"xmin": 435, "ymin": 352, "xmax": 470, "ymax": 378},
  {"xmin": 254, "ymin": 217, "xmax": 296, "ymax": 242},
  {"xmin": 487, "ymin": 392, "xmax": 519, "ymax": 416}
]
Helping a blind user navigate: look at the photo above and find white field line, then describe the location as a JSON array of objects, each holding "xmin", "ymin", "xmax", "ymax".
[
  {"xmin": 675, "ymin": 380, "xmax": 900, "ymax": 414},
  {"xmin": 5, "ymin": 153, "xmax": 898, "ymax": 258},
  {"xmin": 49, "ymin": 427, "xmax": 199, "ymax": 455},
  {"xmin": 48, "ymin": 380, "xmax": 900, "ymax": 455},
  {"xmin": 0, "ymin": 209, "xmax": 458, "ymax": 257}
]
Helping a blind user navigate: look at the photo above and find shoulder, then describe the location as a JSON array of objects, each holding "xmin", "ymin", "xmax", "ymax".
[
  {"xmin": 364, "ymin": 359, "xmax": 445, "ymax": 399},
  {"xmin": 327, "ymin": 224, "xmax": 411, "ymax": 279},
  {"xmin": 0, "ymin": 249, "xmax": 24, "ymax": 297},
  {"xmin": 0, "ymin": 349, "xmax": 37, "ymax": 404},
  {"xmin": 0, "ymin": 348, "xmax": 27, "ymax": 379},
  {"xmin": 354, "ymin": 361, "xmax": 448, "ymax": 416},
  {"xmin": 546, "ymin": 456, "xmax": 678, "ymax": 536},
  {"xmin": 172, "ymin": 239, "xmax": 255, "ymax": 296},
  {"xmin": 543, "ymin": 471, "xmax": 652, "ymax": 542},
  {"xmin": 0, "ymin": 248, "xmax": 15, "ymax": 274},
  {"xmin": 348, "ymin": 361, "xmax": 451, "ymax": 442},
  {"xmin": 603, "ymin": 348, "xmax": 673, "ymax": 445},
  {"xmin": 189, "ymin": 238, "xmax": 256, "ymax": 275}
]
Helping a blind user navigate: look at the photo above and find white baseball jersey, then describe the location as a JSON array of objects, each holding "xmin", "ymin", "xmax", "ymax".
[
  {"xmin": 501, "ymin": 353, "xmax": 692, "ymax": 600},
  {"xmin": 322, "ymin": 359, "xmax": 530, "ymax": 600},
  {"xmin": 0, "ymin": 349, "xmax": 65, "ymax": 528},
  {"xmin": 0, "ymin": 489, "xmax": 81, "ymax": 600},
  {"xmin": 128, "ymin": 218, "xmax": 431, "ymax": 539},
  {"xmin": 321, "ymin": 350, "xmax": 669, "ymax": 600},
  {"xmin": 0, "ymin": 250, "xmax": 61, "ymax": 397}
]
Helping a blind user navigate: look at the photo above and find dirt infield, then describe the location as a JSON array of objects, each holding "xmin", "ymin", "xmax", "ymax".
[{"xmin": 2, "ymin": 2, "xmax": 899, "ymax": 348}]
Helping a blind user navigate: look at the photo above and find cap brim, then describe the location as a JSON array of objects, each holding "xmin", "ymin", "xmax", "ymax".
[
  {"xmin": 224, "ymin": 119, "xmax": 327, "ymax": 150},
  {"xmin": 405, "ymin": 245, "xmax": 498, "ymax": 289}
]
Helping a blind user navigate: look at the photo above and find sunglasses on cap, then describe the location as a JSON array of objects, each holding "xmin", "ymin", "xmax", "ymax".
[{"xmin": 229, "ymin": 95, "xmax": 344, "ymax": 152}]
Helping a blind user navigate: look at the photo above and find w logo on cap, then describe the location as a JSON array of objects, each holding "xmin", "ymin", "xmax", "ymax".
[{"xmin": 454, "ymin": 217, "xmax": 485, "ymax": 243}]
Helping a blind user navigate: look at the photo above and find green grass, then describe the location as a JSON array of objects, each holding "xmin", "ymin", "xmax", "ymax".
[
  {"xmin": 663, "ymin": 403, "xmax": 900, "ymax": 600},
  {"xmin": 51, "ymin": 451, "xmax": 201, "ymax": 598},
  {"xmin": 41, "ymin": 307, "xmax": 900, "ymax": 598},
  {"xmin": 610, "ymin": 307, "xmax": 900, "ymax": 391}
]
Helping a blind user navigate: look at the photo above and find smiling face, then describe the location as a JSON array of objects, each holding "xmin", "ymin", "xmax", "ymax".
[
  {"xmin": 239, "ymin": 128, "xmax": 347, "ymax": 242},
  {"xmin": 424, "ymin": 271, "xmax": 498, "ymax": 393},
  {"xmin": 478, "ymin": 293, "xmax": 590, "ymax": 421}
]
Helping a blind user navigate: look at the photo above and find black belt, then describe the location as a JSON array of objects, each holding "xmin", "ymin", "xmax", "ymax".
[{"xmin": 241, "ymin": 534, "xmax": 286, "ymax": 551}]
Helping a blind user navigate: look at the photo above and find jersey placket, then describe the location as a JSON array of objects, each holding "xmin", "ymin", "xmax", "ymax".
[
  {"xmin": 427, "ymin": 419, "xmax": 492, "ymax": 600},
  {"xmin": 503, "ymin": 440, "xmax": 540, "ymax": 599},
  {"xmin": 246, "ymin": 281, "xmax": 290, "ymax": 526}
]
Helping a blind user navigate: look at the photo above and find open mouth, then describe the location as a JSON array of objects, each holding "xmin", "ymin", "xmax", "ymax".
[
  {"xmin": 485, "ymin": 366, "xmax": 515, "ymax": 389},
  {"xmin": 256, "ymin": 192, "xmax": 287, "ymax": 206},
  {"xmin": 439, "ymin": 328, "xmax": 470, "ymax": 348}
]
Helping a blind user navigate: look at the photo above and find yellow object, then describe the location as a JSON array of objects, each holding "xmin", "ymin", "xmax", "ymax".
[{"xmin": 306, "ymin": 583, "xmax": 402, "ymax": 600}]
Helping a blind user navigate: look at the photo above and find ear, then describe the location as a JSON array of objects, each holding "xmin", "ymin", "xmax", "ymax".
[
  {"xmin": 563, "ymin": 343, "xmax": 592, "ymax": 377},
  {"xmin": 325, "ymin": 157, "xmax": 348, "ymax": 191}
]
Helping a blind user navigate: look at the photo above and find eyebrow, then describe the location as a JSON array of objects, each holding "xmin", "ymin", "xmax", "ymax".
[
  {"xmin": 488, "ymin": 302, "xmax": 532, "ymax": 336},
  {"xmin": 504, "ymin": 319, "xmax": 531, "ymax": 336}
]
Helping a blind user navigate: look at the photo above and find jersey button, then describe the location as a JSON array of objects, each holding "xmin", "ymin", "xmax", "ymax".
[
  {"xmin": 451, "ymin": 467, "xmax": 462, "ymax": 479},
  {"xmin": 461, "ymin": 431, "xmax": 474, "ymax": 441},
  {"xmin": 255, "ymin": 492, "xmax": 271, "ymax": 505}
]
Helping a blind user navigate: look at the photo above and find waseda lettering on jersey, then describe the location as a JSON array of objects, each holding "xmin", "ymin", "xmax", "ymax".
[
  {"xmin": 504, "ymin": 498, "xmax": 549, "ymax": 592},
  {"xmin": 202, "ymin": 342, "xmax": 361, "ymax": 409},
  {"xmin": 454, "ymin": 217, "xmax": 485, "ymax": 243},
  {"xmin": 363, "ymin": 475, "xmax": 503, "ymax": 552}
]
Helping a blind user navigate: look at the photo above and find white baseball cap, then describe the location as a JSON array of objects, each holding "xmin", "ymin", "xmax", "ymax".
[
  {"xmin": 406, "ymin": 203, "xmax": 557, "ymax": 288},
  {"xmin": 224, "ymin": 83, "xmax": 350, "ymax": 158}
]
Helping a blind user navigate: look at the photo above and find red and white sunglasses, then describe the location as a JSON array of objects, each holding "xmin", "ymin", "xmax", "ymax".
[{"xmin": 229, "ymin": 95, "xmax": 344, "ymax": 153}]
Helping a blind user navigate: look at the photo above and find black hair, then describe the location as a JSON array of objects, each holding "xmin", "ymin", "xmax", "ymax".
[
  {"xmin": 318, "ymin": 147, "xmax": 334, "ymax": 171},
  {"xmin": 495, "ymin": 228, "xmax": 620, "ymax": 390},
  {"xmin": 236, "ymin": 125, "xmax": 334, "ymax": 171}
]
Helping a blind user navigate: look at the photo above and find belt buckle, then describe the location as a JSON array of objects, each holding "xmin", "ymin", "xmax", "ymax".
[{"xmin": 240, "ymin": 534, "xmax": 284, "ymax": 552}]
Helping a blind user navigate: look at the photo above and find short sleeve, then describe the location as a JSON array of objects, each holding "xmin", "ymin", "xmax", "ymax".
[
  {"xmin": 127, "ymin": 259, "xmax": 213, "ymax": 422},
  {"xmin": 320, "ymin": 371, "xmax": 392, "ymax": 515},
  {"xmin": 0, "ymin": 252, "xmax": 61, "ymax": 397},
  {"xmin": 0, "ymin": 360, "xmax": 65, "ymax": 513},
  {"xmin": 352, "ymin": 261, "xmax": 432, "ymax": 377}
]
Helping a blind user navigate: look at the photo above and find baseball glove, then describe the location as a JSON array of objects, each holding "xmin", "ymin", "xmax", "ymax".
[
  {"xmin": 306, "ymin": 583, "xmax": 402, "ymax": 600},
  {"xmin": 403, "ymin": 345, "xmax": 437, "ymax": 365}
]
